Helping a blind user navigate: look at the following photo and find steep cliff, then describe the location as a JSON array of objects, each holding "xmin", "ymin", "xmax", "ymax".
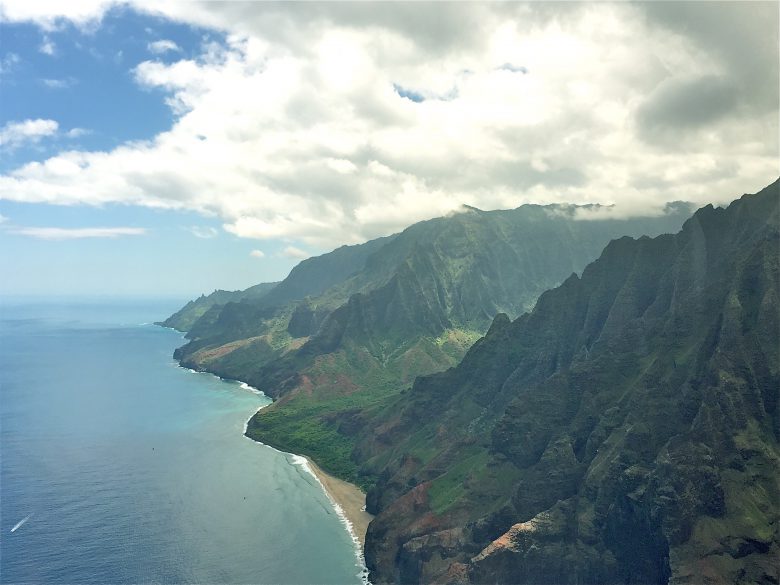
[
  {"xmin": 239, "ymin": 205, "xmax": 690, "ymax": 483},
  {"xmin": 360, "ymin": 180, "xmax": 779, "ymax": 584},
  {"xmin": 159, "ymin": 281, "xmax": 278, "ymax": 332}
]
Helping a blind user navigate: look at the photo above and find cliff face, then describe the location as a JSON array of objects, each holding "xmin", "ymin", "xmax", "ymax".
[
  {"xmin": 361, "ymin": 181, "xmax": 780, "ymax": 584},
  {"xmin": 163, "ymin": 203, "xmax": 689, "ymax": 488},
  {"xmin": 237, "ymin": 206, "xmax": 690, "ymax": 484}
]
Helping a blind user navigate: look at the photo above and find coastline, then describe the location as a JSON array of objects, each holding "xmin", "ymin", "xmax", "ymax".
[
  {"xmin": 301, "ymin": 455, "xmax": 374, "ymax": 548},
  {"xmin": 233, "ymin": 376, "xmax": 373, "ymax": 563},
  {"xmin": 167, "ymin": 327, "xmax": 373, "ymax": 581}
]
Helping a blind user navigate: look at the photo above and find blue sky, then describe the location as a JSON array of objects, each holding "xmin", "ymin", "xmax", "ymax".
[
  {"xmin": 1, "ymin": 7, "xmax": 318, "ymax": 297},
  {"xmin": 1, "ymin": 2, "xmax": 777, "ymax": 298},
  {"xmin": 0, "ymin": 11, "xmax": 178, "ymax": 169}
]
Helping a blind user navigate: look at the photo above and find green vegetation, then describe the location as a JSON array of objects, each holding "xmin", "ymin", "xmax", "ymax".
[
  {"xmin": 163, "ymin": 204, "xmax": 692, "ymax": 501},
  {"xmin": 248, "ymin": 404, "xmax": 362, "ymax": 484},
  {"xmin": 159, "ymin": 188, "xmax": 780, "ymax": 584},
  {"xmin": 247, "ymin": 386, "xmax": 400, "ymax": 490},
  {"xmin": 426, "ymin": 448, "xmax": 489, "ymax": 515},
  {"xmin": 359, "ymin": 180, "xmax": 780, "ymax": 584}
]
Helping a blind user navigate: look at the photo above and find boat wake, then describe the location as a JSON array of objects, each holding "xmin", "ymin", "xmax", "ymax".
[{"xmin": 10, "ymin": 514, "xmax": 32, "ymax": 533}]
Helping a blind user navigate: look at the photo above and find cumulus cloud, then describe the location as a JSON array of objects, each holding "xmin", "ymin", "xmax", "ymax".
[
  {"xmin": 282, "ymin": 246, "xmax": 309, "ymax": 260},
  {"xmin": 642, "ymin": 1, "xmax": 778, "ymax": 117},
  {"xmin": 249, "ymin": 249, "xmax": 265, "ymax": 258},
  {"xmin": 0, "ymin": 0, "xmax": 119, "ymax": 31},
  {"xmin": 0, "ymin": 2, "xmax": 777, "ymax": 249},
  {"xmin": 0, "ymin": 118, "xmax": 59, "ymax": 149},
  {"xmin": 10, "ymin": 226, "xmax": 147, "ymax": 240},
  {"xmin": 147, "ymin": 39, "xmax": 181, "ymax": 54}
]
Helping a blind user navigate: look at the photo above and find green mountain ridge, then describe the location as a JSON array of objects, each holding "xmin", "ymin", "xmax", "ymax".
[
  {"xmin": 241, "ymin": 204, "xmax": 691, "ymax": 481},
  {"xmin": 353, "ymin": 180, "xmax": 779, "ymax": 584},
  {"xmin": 162, "ymin": 183, "xmax": 779, "ymax": 582},
  {"xmin": 161, "ymin": 235, "xmax": 395, "ymax": 336},
  {"xmin": 159, "ymin": 281, "xmax": 279, "ymax": 332},
  {"xmin": 165, "ymin": 202, "xmax": 690, "ymax": 483}
]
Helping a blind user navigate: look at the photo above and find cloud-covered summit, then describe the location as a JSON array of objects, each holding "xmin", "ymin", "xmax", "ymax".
[{"xmin": 0, "ymin": 1, "xmax": 777, "ymax": 248}]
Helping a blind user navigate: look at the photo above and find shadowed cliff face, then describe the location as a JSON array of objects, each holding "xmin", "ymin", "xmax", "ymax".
[{"xmin": 362, "ymin": 181, "xmax": 780, "ymax": 585}]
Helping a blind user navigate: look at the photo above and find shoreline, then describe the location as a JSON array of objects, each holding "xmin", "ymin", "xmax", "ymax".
[
  {"xmin": 166, "ymin": 326, "xmax": 373, "ymax": 581},
  {"xmin": 301, "ymin": 455, "xmax": 374, "ymax": 549},
  {"xmin": 219, "ymin": 371, "xmax": 374, "ymax": 561},
  {"xmin": 172, "ymin": 352, "xmax": 373, "ymax": 577}
]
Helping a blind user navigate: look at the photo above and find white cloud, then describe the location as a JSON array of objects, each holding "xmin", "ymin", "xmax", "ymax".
[
  {"xmin": 0, "ymin": 214, "xmax": 8, "ymax": 224},
  {"xmin": 10, "ymin": 226, "xmax": 147, "ymax": 240},
  {"xmin": 282, "ymin": 246, "xmax": 309, "ymax": 260},
  {"xmin": 189, "ymin": 225, "xmax": 217, "ymax": 238},
  {"xmin": 0, "ymin": 2, "xmax": 777, "ymax": 249},
  {"xmin": 39, "ymin": 36, "xmax": 56, "ymax": 55},
  {"xmin": 0, "ymin": 0, "xmax": 119, "ymax": 31},
  {"xmin": 65, "ymin": 127, "xmax": 89, "ymax": 138},
  {"xmin": 249, "ymin": 249, "xmax": 265, "ymax": 258},
  {"xmin": 147, "ymin": 39, "xmax": 181, "ymax": 54},
  {"xmin": 0, "ymin": 118, "xmax": 59, "ymax": 149},
  {"xmin": 41, "ymin": 77, "xmax": 77, "ymax": 89}
]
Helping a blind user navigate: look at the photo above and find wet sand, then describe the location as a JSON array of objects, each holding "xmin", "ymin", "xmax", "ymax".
[{"xmin": 304, "ymin": 457, "xmax": 374, "ymax": 547}]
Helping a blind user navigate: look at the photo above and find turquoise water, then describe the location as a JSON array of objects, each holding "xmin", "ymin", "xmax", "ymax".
[{"xmin": 0, "ymin": 300, "xmax": 363, "ymax": 584}]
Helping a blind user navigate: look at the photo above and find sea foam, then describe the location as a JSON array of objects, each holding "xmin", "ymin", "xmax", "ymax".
[{"xmin": 238, "ymin": 382, "xmax": 264, "ymax": 396}]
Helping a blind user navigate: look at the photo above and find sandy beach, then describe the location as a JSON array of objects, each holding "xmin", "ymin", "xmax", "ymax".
[{"xmin": 304, "ymin": 457, "xmax": 374, "ymax": 547}]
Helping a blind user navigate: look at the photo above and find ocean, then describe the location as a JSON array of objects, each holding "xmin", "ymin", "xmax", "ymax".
[{"xmin": 0, "ymin": 299, "xmax": 363, "ymax": 584}]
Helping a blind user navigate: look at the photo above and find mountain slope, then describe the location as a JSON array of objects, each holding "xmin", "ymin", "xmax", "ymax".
[
  {"xmin": 355, "ymin": 180, "xmax": 779, "ymax": 584},
  {"xmin": 237, "ymin": 205, "xmax": 690, "ymax": 483},
  {"xmin": 166, "ymin": 235, "xmax": 399, "ymax": 381},
  {"xmin": 255, "ymin": 235, "xmax": 395, "ymax": 311},
  {"xmin": 159, "ymin": 281, "xmax": 278, "ymax": 332}
]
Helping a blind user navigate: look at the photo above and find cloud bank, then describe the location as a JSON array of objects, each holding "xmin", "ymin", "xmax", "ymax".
[{"xmin": 0, "ymin": 1, "xmax": 777, "ymax": 248}]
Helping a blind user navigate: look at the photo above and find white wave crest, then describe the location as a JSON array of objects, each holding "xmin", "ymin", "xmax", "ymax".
[{"xmin": 238, "ymin": 382, "xmax": 263, "ymax": 396}]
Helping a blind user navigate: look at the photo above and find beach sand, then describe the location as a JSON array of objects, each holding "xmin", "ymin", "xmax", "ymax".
[{"xmin": 304, "ymin": 457, "xmax": 374, "ymax": 547}]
